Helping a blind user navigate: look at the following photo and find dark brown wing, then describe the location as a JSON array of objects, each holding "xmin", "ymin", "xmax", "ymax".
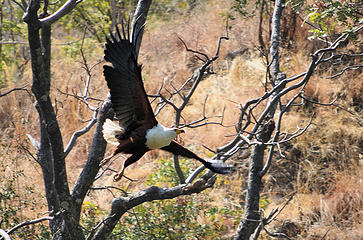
[
  {"xmin": 103, "ymin": 25, "xmax": 157, "ymax": 131},
  {"xmin": 161, "ymin": 141, "xmax": 235, "ymax": 174}
]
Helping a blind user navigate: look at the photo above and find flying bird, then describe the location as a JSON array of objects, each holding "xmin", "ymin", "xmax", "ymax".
[{"xmin": 101, "ymin": 22, "xmax": 235, "ymax": 181}]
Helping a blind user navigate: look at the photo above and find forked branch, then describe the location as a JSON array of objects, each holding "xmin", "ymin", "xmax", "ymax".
[{"xmin": 90, "ymin": 175, "xmax": 217, "ymax": 240}]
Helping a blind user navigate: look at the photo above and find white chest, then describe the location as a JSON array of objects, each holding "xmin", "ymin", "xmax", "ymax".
[{"xmin": 145, "ymin": 123, "xmax": 177, "ymax": 149}]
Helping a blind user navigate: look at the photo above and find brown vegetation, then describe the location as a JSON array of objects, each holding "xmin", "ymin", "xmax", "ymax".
[{"xmin": 0, "ymin": 0, "xmax": 361, "ymax": 239}]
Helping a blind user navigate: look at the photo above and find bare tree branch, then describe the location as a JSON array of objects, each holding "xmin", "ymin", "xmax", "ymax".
[
  {"xmin": 9, "ymin": 0, "xmax": 27, "ymax": 12},
  {"xmin": 5, "ymin": 216, "xmax": 54, "ymax": 236},
  {"xmin": 0, "ymin": 230, "xmax": 11, "ymax": 240},
  {"xmin": 251, "ymin": 192, "xmax": 295, "ymax": 240},
  {"xmin": 64, "ymin": 109, "xmax": 98, "ymax": 157},
  {"xmin": 39, "ymin": 0, "xmax": 81, "ymax": 26},
  {"xmin": 62, "ymin": 30, "xmax": 102, "ymax": 158},
  {"xmin": 301, "ymin": 95, "xmax": 358, "ymax": 115},
  {"xmin": 90, "ymin": 175, "xmax": 217, "ymax": 240},
  {"xmin": 131, "ymin": 0, "xmax": 153, "ymax": 55},
  {"xmin": 263, "ymin": 227, "xmax": 292, "ymax": 239},
  {"xmin": 177, "ymin": 35, "xmax": 210, "ymax": 62},
  {"xmin": 85, "ymin": 214, "xmax": 117, "ymax": 240},
  {"xmin": 0, "ymin": 84, "xmax": 30, "ymax": 97},
  {"xmin": 232, "ymin": 10, "xmax": 363, "ymax": 240},
  {"xmin": 151, "ymin": 23, "xmax": 230, "ymax": 183}
]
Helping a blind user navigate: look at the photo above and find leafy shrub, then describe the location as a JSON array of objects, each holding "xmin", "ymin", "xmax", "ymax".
[{"xmin": 79, "ymin": 157, "xmax": 247, "ymax": 239}]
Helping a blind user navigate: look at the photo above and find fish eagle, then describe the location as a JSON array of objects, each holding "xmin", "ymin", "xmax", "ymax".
[{"xmin": 101, "ymin": 23, "xmax": 235, "ymax": 181}]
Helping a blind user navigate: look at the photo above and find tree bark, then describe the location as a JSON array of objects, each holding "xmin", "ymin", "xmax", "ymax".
[
  {"xmin": 71, "ymin": 99, "xmax": 113, "ymax": 221},
  {"xmin": 257, "ymin": 0, "xmax": 266, "ymax": 51},
  {"xmin": 24, "ymin": 0, "xmax": 85, "ymax": 239},
  {"xmin": 233, "ymin": 120, "xmax": 275, "ymax": 240},
  {"xmin": 0, "ymin": 1, "xmax": 3, "ymax": 57},
  {"xmin": 233, "ymin": 1, "xmax": 285, "ymax": 239},
  {"xmin": 269, "ymin": 0, "xmax": 285, "ymax": 80},
  {"xmin": 131, "ymin": 0, "xmax": 152, "ymax": 56}
]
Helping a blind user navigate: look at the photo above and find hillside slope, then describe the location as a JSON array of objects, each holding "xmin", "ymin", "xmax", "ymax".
[{"xmin": 0, "ymin": 0, "xmax": 361, "ymax": 239}]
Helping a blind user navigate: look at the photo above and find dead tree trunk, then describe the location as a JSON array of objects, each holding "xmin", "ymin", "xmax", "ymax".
[
  {"xmin": 24, "ymin": 0, "xmax": 86, "ymax": 239},
  {"xmin": 233, "ymin": 0, "xmax": 285, "ymax": 239}
]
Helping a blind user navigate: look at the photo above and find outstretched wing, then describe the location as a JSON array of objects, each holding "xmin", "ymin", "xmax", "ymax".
[
  {"xmin": 161, "ymin": 141, "xmax": 235, "ymax": 174},
  {"xmin": 103, "ymin": 24, "xmax": 157, "ymax": 131}
]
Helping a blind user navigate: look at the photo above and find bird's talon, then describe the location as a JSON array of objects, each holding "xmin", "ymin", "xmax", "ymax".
[
  {"xmin": 100, "ymin": 159, "xmax": 107, "ymax": 166},
  {"xmin": 113, "ymin": 174, "xmax": 122, "ymax": 182},
  {"xmin": 113, "ymin": 172, "xmax": 137, "ymax": 182},
  {"xmin": 100, "ymin": 155, "xmax": 113, "ymax": 167}
]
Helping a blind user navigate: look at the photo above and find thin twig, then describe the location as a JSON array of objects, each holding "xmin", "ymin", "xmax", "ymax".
[
  {"xmin": 266, "ymin": 192, "xmax": 296, "ymax": 224},
  {"xmin": 263, "ymin": 227, "xmax": 292, "ymax": 239},
  {"xmin": 6, "ymin": 216, "xmax": 53, "ymax": 236},
  {"xmin": 89, "ymin": 185, "xmax": 128, "ymax": 197},
  {"xmin": 0, "ymin": 85, "xmax": 31, "ymax": 97},
  {"xmin": 301, "ymin": 95, "xmax": 358, "ymax": 115},
  {"xmin": 177, "ymin": 35, "xmax": 209, "ymax": 62},
  {"xmin": 85, "ymin": 214, "xmax": 116, "ymax": 240},
  {"xmin": 64, "ymin": 108, "xmax": 99, "ymax": 157}
]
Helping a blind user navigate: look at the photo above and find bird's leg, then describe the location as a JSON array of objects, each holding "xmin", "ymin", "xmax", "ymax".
[
  {"xmin": 100, "ymin": 153, "xmax": 114, "ymax": 166},
  {"xmin": 113, "ymin": 168, "xmax": 124, "ymax": 181},
  {"xmin": 100, "ymin": 140, "xmax": 131, "ymax": 167},
  {"xmin": 113, "ymin": 167, "xmax": 136, "ymax": 182},
  {"xmin": 113, "ymin": 151, "xmax": 146, "ymax": 182}
]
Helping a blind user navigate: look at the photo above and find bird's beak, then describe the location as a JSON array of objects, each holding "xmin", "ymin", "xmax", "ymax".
[{"xmin": 175, "ymin": 129, "xmax": 185, "ymax": 135}]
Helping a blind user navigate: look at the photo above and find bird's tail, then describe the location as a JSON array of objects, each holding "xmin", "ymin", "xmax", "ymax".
[
  {"xmin": 203, "ymin": 159, "xmax": 236, "ymax": 174},
  {"xmin": 102, "ymin": 119, "xmax": 125, "ymax": 146}
]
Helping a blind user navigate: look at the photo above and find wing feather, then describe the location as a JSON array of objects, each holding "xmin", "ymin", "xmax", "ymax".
[{"xmin": 103, "ymin": 23, "xmax": 157, "ymax": 130}]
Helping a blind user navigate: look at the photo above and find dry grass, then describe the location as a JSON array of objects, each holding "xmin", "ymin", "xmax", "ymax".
[
  {"xmin": 0, "ymin": 0, "xmax": 362, "ymax": 238},
  {"xmin": 264, "ymin": 169, "xmax": 362, "ymax": 239},
  {"xmin": 263, "ymin": 47, "xmax": 362, "ymax": 238}
]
